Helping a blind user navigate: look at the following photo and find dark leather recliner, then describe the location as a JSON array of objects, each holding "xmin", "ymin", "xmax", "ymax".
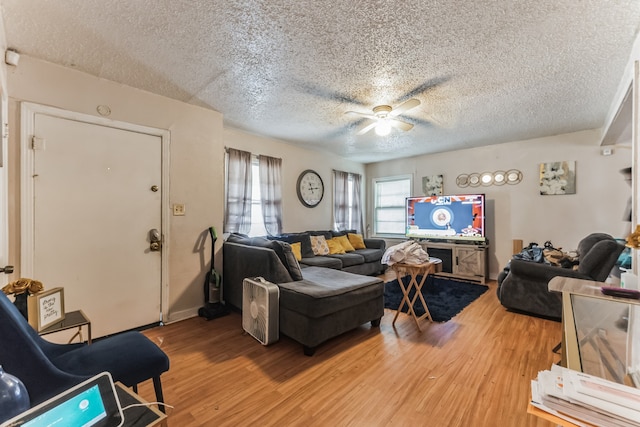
[{"xmin": 497, "ymin": 233, "xmax": 625, "ymax": 319}]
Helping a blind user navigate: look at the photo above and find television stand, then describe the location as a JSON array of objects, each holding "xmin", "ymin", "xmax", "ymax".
[{"xmin": 417, "ymin": 241, "xmax": 488, "ymax": 284}]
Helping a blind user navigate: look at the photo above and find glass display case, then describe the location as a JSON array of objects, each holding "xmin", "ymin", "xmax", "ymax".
[{"xmin": 549, "ymin": 276, "xmax": 640, "ymax": 388}]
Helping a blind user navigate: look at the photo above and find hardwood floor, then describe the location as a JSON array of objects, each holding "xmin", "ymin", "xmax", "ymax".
[{"xmin": 136, "ymin": 277, "xmax": 561, "ymax": 426}]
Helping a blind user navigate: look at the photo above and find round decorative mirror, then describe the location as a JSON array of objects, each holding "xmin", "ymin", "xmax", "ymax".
[
  {"xmin": 456, "ymin": 174, "xmax": 469, "ymax": 187},
  {"xmin": 493, "ymin": 171, "xmax": 506, "ymax": 185},
  {"xmin": 468, "ymin": 173, "xmax": 481, "ymax": 187},
  {"xmin": 506, "ymin": 169, "xmax": 522, "ymax": 185},
  {"xmin": 480, "ymin": 172, "xmax": 493, "ymax": 186}
]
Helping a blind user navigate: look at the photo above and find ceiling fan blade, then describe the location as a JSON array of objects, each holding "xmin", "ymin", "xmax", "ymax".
[
  {"xmin": 345, "ymin": 110, "xmax": 377, "ymax": 119},
  {"xmin": 389, "ymin": 119, "xmax": 414, "ymax": 132},
  {"xmin": 356, "ymin": 120, "xmax": 378, "ymax": 135},
  {"xmin": 390, "ymin": 98, "xmax": 421, "ymax": 117}
]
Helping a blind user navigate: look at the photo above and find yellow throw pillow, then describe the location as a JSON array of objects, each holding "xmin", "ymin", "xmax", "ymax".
[
  {"xmin": 348, "ymin": 233, "xmax": 366, "ymax": 250},
  {"xmin": 310, "ymin": 235, "xmax": 330, "ymax": 255},
  {"xmin": 327, "ymin": 238, "xmax": 346, "ymax": 254},
  {"xmin": 336, "ymin": 234, "xmax": 355, "ymax": 252},
  {"xmin": 290, "ymin": 242, "xmax": 302, "ymax": 261}
]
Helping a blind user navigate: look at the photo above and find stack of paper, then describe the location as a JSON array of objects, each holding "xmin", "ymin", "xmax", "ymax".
[{"xmin": 531, "ymin": 365, "xmax": 640, "ymax": 426}]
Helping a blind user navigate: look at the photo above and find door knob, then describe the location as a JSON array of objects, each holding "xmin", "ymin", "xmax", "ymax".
[
  {"xmin": 0, "ymin": 265, "xmax": 14, "ymax": 274},
  {"xmin": 149, "ymin": 229, "xmax": 162, "ymax": 252}
]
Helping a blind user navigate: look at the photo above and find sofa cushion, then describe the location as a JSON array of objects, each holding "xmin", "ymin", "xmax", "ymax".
[
  {"xmin": 347, "ymin": 233, "xmax": 367, "ymax": 250},
  {"xmin": 273, "ymin": 233, "xmax": 314, "ymax": 259},
  {"xmin": 290, "ymin": 242, "xmax": 302, "ymax": 261},
  {"xmin": 226, "ymin": 233, "xmax": 303, "ymax": 281},
  {"xmin": 271, "ymin": 240, "xmax": 303, "ymax": 281},
  {"xmin": 307, "ymin": 230, "xmax": 333, "ymax": 240},
  {"xmin": 354, "ymin": 248, "xmax": 384, "ymax": 263},
  {"xmin": 326, "ymin": 238, "xmax": 346, "ymax": 254},
  {"xmin": 327, "ymin": 252, "xmax": 365, "ymax": 267},
  {"xmin": 330, "ymin": 229, "xmax": 356, "ymax": 237},
  {"xmin": 310, "ymin": 235, "xmax": 330, "ymax": 255},
  {"xmin": 334, "ymin": 235, "xmax": 355, "ymax": 252},
  {"xmin": 299, "ymin": 256, "xmax": 343, "ymax": 270},
  {"xmin": 278, "ymin": 267, "xmax": 384, "ymax": 318}
]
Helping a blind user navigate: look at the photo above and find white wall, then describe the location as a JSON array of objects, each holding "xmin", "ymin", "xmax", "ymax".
[
  {"xmin": 223, "ymin": 128, "xmax": 365, "ymax": 232},
  {"xmin": 6, "ymin": 56, "xmax": 223, "ymax": 322},
  {"xmin": 366, "ymin": 129, "xmax": 631, "ymax": 279},
  {"xmin": 5, "ymin": 56, "xmax": 368, "ymax": 323}
]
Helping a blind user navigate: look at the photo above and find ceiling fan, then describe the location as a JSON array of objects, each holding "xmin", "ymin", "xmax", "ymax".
[{"xmin": 346, "ymin": 98, "xmax": 421, "ymax": 136}]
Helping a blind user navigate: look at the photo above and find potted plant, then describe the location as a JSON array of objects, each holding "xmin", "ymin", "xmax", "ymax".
[{"xmin": 2, "ymin": 279, "xmax": 44, "ymax": 319}]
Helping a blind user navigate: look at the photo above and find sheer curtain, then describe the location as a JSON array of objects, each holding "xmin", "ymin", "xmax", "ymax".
[
  {"xmin": 224, "ymin": 148, "xmax": 252, "ymax": 234},
  {"xmin": 351, "ymin": 172, "xmax": 364, "ymax": 233},
  {"xmin": 258, "ymin": 155, "xmax": 283, "ymax": 236},
  {"xmin": 334, "ymin": 170, "xmax": 349, "ymax": 231},
  {"xmin": 333, "ymin": 170, "xmax": 364, "ymax": 233}
]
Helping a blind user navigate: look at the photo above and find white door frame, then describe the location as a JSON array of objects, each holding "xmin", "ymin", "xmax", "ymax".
[
  {"xmin": 0, "ymin": 94, "xmax": 7, "ymax": 287},
  {"xmin": 20, "ymin": 102, "xmax": 170, "ymax": 323}
]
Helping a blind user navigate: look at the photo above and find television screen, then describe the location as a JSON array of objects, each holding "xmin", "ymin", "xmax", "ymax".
[{"xmin": 406, "ymin": 194, "xmax": 486, "ymax": 242}]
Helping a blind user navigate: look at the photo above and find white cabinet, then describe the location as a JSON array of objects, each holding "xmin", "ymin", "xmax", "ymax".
[{"xmin": 419, "ymin": 241, "xmax": 488, "ymax": 283}]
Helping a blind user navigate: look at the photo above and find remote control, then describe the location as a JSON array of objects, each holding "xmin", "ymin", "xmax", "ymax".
[{"xmin": 601, "ymin": 286, "xmax": 640, "ymax": 299}]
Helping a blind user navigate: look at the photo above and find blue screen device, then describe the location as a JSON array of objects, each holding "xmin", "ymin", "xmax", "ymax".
[{"xmin": 1, "ymin": 372, "xmax": 124, "ymax": 427}]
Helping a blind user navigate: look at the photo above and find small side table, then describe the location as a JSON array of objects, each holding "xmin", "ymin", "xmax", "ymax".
[
  {"xmin": 390, "ymin": 260, "xmax": 437, "ymax": 331},
  {"xmin": 116, "ymin": 382, "xmax": 168, "ymax": 427},
  {"xmin": 39, "ymin": 310, "xmax": 92, "ymax": 344}
]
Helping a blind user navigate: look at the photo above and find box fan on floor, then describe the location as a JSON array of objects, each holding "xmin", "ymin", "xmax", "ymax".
[{"xmin": 242, "ymin": 277, "xmax": 279, "ymax": 345}]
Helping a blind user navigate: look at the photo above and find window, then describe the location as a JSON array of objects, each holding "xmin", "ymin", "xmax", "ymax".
[
  {"xmin": 333, "ymin": 170, "xmax": 363, "ymax": 233},
  {"xmin": 224, "ymin": 149, "xmax": 281, "ymax": 237},
  {"xmin": 248, "ymin": 159, "xmax": 267, "ymax": 237},
  {"xmin": 373, "ymin": 175, "xmax": 411, "ymax": 236}
]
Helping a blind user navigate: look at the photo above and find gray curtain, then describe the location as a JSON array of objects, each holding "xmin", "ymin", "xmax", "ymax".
[
  {"xmin": 334, "ymin": 170, "xmax": 349, "ymax": 231},
  {"xmin": 333, "ymin": 170, "xmax": 364, "ymax": 233},
  {"xmin": 224, "ymin": 148, "xmax": 252, "ymax": 234},
  {"xmin": 258, "ymin": 155, "xmax": 283, "ymax": 236},
  {"xmin": 351, "ymin": 172, "xmax": 364, "ymax": 233}
]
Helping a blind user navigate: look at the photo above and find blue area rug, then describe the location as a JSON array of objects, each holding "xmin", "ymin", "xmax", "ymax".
[{"xmin": 384, "ymin": 275, "xmax": 489, "ymax": 322}]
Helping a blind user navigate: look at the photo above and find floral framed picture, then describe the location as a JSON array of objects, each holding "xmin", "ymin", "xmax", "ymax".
[{"xmin": 539, "ymin": 161, "xmax": 576, "ymax": 195}]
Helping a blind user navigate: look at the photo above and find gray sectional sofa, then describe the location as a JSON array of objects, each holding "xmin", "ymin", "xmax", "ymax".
[
  {"xmin": 223, "ymin": 232, "xmax": 386, "ymax": 355},
  {"xmin": 276, "ymin": 230, "xmax": 386, "ymax": 276}
]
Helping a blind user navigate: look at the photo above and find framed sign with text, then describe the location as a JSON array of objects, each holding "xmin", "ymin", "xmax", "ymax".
[{"xmin": 27, "ymin": 287, "xmax": 65, "ymax": 331}]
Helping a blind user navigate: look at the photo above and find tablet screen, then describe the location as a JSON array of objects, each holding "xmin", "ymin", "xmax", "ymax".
[{"xmin": 1, "ymin": 373, "xmax": 123, "ymax": 427}]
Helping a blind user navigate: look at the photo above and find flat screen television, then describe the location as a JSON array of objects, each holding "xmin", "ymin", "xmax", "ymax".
[{"xmin": 405, "ymin": 194, "xmax": 486, "ymax": 242}]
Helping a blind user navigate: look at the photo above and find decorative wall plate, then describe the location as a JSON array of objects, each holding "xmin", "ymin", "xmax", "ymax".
[
  {"xmin": 468, "ymin": 173, "xmax": 481, "ymax": 187},
  {"xmin": 456, "ymin": 174, "xmax": 469, "ymax": 187},
  {"xmin": 493, "ymin": 171, "xmax": 506, "ymax": 185},
  {"xmin": 506, "ymin": 169, "xmax": 523, "ymax": 185}
]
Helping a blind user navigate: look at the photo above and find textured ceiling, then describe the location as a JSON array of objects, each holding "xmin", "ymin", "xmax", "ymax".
[{"xmin": 2, "ymin": 1, "xmax": 640, "ymax": 163}]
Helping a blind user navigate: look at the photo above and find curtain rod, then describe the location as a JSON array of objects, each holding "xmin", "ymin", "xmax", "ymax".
[
  {"xmin": 224, "ymin": 146, "xmax": 281, "ymax": 161},
  {"xmin": 333, "ymin": 169, "xmax": 361, "ymax": 175}
]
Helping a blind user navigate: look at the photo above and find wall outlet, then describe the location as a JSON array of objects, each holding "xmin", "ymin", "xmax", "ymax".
[{"xmin": 173, "ymin": 203, "xmax": 186, "ymax": 216}]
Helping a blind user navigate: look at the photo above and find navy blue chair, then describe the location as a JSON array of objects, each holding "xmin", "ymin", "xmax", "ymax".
[{"xmin": 0, "ymin": 292, "xmax": 170, "ymax": 408}]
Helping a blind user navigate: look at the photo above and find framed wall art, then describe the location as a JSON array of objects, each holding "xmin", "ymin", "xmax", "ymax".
[
  {"xmin": 422, "ymin": 174, "xmax": 443, "ymax": 196},
  {"xmin": 539, "ymin": 161, "xmax": 576, "ymax": 195},
  {"xmin": 27, "ymin": 287, "xmax": 65, "ymax": 331}
]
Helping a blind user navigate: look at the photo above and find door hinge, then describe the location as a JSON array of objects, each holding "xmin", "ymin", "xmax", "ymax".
[{"xmin": 31, "ymin": 136, "xmax": 45, "ymax": 150}]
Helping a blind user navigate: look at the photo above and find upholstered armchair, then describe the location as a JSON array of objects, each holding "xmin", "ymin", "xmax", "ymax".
[
  {"xmin": 497, "ymin": 233, "xmax": 625, "ymax": 319},
  {"xmin": 0, "ymin": 292, "xmax": 170, "ymax": 408}
]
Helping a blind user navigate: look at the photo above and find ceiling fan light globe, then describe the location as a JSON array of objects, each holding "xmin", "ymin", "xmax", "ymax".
[{"xmin": 375, "ymin": 121, "xmax": 392, "ymax": 136}]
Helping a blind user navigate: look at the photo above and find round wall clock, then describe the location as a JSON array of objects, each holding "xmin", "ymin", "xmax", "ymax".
[{"xmin": 296, "ymin": 169, "xmax": 324, "ymax": 208}]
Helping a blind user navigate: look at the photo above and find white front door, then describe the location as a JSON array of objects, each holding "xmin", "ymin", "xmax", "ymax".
[{"xmin": 21, "ymin": 104, "xmax": 168, "ymax": 339}]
